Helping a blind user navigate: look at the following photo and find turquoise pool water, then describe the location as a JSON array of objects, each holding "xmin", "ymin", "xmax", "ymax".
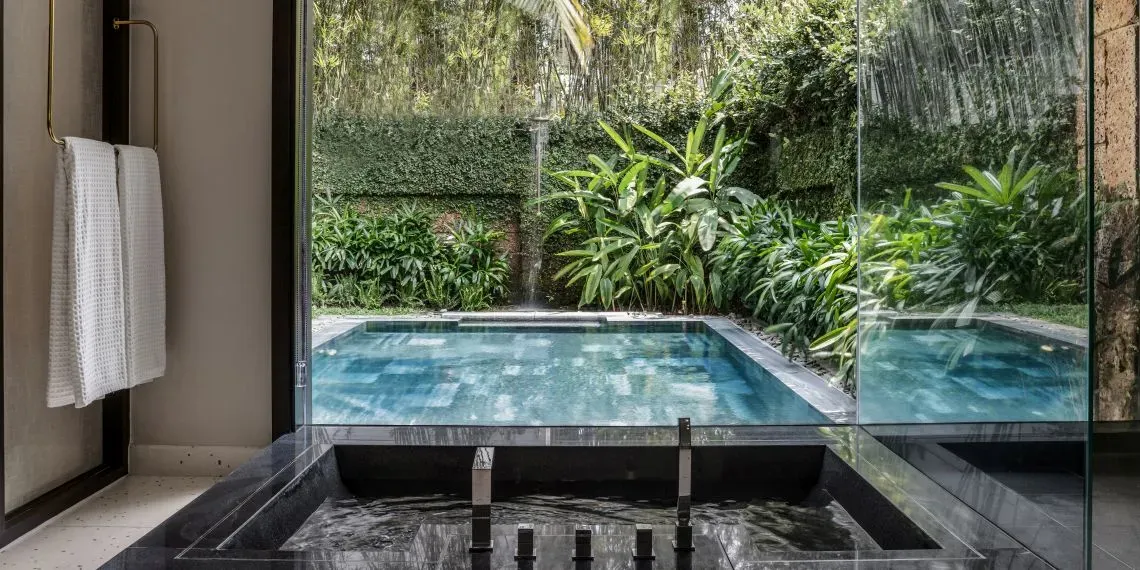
[
  {"xmin": 859, "ymin": 326, "xmax": 1086, "ymax": 423},
  {"xmin": 311, "ymin": 321, "xmax": 830, "ymax": 425}
]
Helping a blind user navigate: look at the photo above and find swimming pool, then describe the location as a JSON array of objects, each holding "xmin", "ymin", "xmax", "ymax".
[
  {"xmin": 311, "ymin": 319, "xmax": 836, "ymax": 426},
  {"xmin": 858, "ymin": 322, "xmax": 1087, "ymax": 423}
]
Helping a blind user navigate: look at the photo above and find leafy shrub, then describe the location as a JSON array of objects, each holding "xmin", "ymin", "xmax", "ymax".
[
  {"xmin": 539, "ymin": 62, "xmax": 758, "ymax": 313},
  {"xmin": 711, "ymin": 200, "xmax": 868, "ymax": 383},
  {"xmin": 712, "ymin": 149, "xmax": 1086, "ymax": 387},
  {"xmin": 435, "ymin": 217, "xmax": 512, "ymax": 311},
  {"xmin": 904, "ymin": 150, "xmax": 1086, "ymax": 308},
  {"xmin": 311, "ymin": 197, "xmax": 510, "ymax": 310}
]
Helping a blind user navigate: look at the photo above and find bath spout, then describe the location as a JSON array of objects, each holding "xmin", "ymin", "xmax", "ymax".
[
  {"xmin": 470, "ymin": 447, "xmax": 494, "ymax": 552},
  {"xmin": 633, "ymin": 523, "xmax": 655, "ymax": 561},
  {"xmin": 674, "ymin": 418, "xmax": 695, "ymax": 552},
  {"xmin": 572, "ymin": 526, "xmax": 593, "ymax": 561}
]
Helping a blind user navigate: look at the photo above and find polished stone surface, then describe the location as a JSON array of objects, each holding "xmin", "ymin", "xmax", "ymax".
[
  {"xmin": 99, "ymin": 425, "xmax": 1055, "ymax": 568},
  {"xmin": 865, "ymin": 423, "xmax": 1133, "ymax": 570}
]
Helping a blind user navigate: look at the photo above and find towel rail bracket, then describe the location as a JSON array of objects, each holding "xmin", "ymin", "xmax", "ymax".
[{"xmin": 47, "ymin": 0, "xmax": 159, "ymax": 149}]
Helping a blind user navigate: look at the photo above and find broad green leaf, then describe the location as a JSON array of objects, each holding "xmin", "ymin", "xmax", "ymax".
[
  {"xmin": 670, "ymin": 177, "xmax": 707, "ymax": 206},
  {"xmin": 599, "ymin": 121, "xmax": 632, "ymax": 154},
  {"xmin": 1009, "ymin": 165, "xmax": 1043, "ymax": 199},
  {"xmin": 685, "ymin": 118, "xmax": 708, "ymax": 173},
  {"xmin": 616, "ymin": 161, "xmax": 647, "ymax": 213},
  {"xmin": 696, "ymin": 210, "xmax": 717, "ymax": 250},
  {"xmin": 723, "ymin": 187, "xmax": 759, "ymax": 207},
  {"xmin": 962, "ymin": 166, "xmax": 1001, "ymax": 198},
  {"xmin": 707, "ymin": 125, "xmax": 727, "ymax": 188},
  {"xmin": 583, "ymin": 266, "xmax": 602, "ymax": 305},
  {"xmin": 588, "ymin": 154, "xmax": 615, "ymax": 178},
  {"xmin": 543, "ymin": 212, "xmax": 578, "ymax": 240},
  {"xmin": 598, "ymin": 217, "xmax": 640, "ymax": 239},
  {"xmin": 556, "ymin": 249, "xmax": 598, "ymax": 258},
  {"xmin": 648, "ymin": 263, "xmax": 681, "ymax": 281},
  {"xmin": 936, "ymin": 182, "xmax": 991, "ymax": 201},
  {"xmin": 633, "ymin": 123, "xmax": 684, "ymax": 163}
]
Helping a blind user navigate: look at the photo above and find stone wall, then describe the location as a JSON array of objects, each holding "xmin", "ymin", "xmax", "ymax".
[{"xmin": 1093, "ymin": 0, "xmax": 1140, "ymax": 421}]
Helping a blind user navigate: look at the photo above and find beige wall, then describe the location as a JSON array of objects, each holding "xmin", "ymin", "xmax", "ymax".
[
  {"xmin": 127, "ymin": 0, "xmax": 273, "ymax": 454},
  {"xmin": 2, "ymin": 0, "xmax": 105, "ymax": 512}
]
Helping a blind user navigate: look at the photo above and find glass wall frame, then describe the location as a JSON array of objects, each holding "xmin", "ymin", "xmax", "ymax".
[{"xmin": 855, "ymin": 0, "xmax": 1096, "ymax": 566}]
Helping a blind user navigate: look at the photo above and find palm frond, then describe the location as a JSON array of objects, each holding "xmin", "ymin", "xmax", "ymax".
[{"xmin": 507, "ymin": 0, "xmax": 594, "ymax": 67}]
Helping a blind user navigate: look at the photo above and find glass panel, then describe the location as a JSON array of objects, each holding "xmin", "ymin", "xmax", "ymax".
[
  {"xmin": 3, "ymin": 0, "xmax": 104, "ymax": 512},
  {"xmin": 857, "ymin": 0, "xmax": 1092, "ymax": 566},
  {"xmin": 1090, "ymin": 0, "xmax": 1140, "ymax": 565},
  {"xmin": 305, "ymin": 0, "xmax": 847, "ymax": 428}
]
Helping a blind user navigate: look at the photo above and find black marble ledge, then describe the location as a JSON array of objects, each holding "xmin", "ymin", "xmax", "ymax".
[
  {"xmin": 131, "ymin": 429, "xmax": 327, "ymax": 549},
  {"xmin": 862, "ymin": 422, "xmax": 1087, "ymax": 444},
  {"xmin": 865, "ymin": 425, "xmax": 1130, "ymax": 570},
  {"xmin": 703, "ymin": 317, "xmax": 855, "ymax": 424},
  {"xmin": 322, "ymin": 425, "xmax": 848, "ymax": 447},
  {"xmin": 875, "ymin": 313, "xmax": 1088, "ymax": 349}
]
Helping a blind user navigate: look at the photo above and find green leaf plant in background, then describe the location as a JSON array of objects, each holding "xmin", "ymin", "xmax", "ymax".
[
  {"xmin": 536, "ymin": 57, "xmax": 758, "ymax": 313},
  {"xmin": 710, "ymin": 150, "xmax": 1085, "ymax": 389},
  {"xmin": 312, "ymin": 197, "xmax": 511, "ymax": 312}
]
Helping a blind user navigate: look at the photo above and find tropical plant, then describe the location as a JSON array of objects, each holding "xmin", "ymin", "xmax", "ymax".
[
  {"xmin": 934, "ymin": 149, "xmax": 1043, "ymax": 206},
  {"xmin": 311, "ymin": 199, "xmax": 511, "ymax": 310},
  {"xmin": 712, "ymin": 149, "xmax": 1086, "ymax": 388},
  {"xmin": 437, "ymin": 216, "xmax": 512, "ymax": 310},
  {"xmin": 712, "ymin": 199, "xmax": 868, "ymax": 385},
  {"xmin": 912, "ymin": 150, "xmax": 1085, "ymax": 309},
  {"xmin": 540, "ymin": 60, "xmax": 758, "ymax": 312}
]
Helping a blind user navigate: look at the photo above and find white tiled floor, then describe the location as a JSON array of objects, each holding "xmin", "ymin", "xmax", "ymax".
[{"xmin": 0, "ymin": 476, "xmax": 218, "ymax": 569}]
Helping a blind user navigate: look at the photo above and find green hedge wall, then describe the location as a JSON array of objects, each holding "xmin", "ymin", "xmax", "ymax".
[
  {"xmin": 312, "ymin": 100, "xmax": 1077, "ymax": 308},
  {"xmin": 312, "ymin": 113, "xmax": 696, "ymax": 307},
  {"xmin": 863, "ymin": 128, "xmax": 1078, "ymax": 203},
  {"xmin": 770, "ymin": 126, "xmax": 856, "ymax": 219},
  {"xmin": 861, "ymin": 98, "xmax": 1079, "ymax": 203},
  {"xmin": 314, "ymin": 114, "xmax": 532, "ymax": 198}
]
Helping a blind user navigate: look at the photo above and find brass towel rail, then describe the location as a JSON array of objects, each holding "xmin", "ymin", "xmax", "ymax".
[{"xmin": 47, "ymin": 0, "xmax": 159, "ymax": 149}]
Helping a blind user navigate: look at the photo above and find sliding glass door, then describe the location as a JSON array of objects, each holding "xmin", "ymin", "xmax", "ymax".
[{"xmin": 856, "ymin": 0, "xmax": 1094, "ymax": 566}]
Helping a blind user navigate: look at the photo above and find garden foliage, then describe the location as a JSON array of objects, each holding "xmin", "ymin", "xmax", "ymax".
[
  {"xmin": 543, "ymin": 102, "xmax": 1086, "ymax": 386},
  {"xmin": 312, "ymin": 197, "xmax": 510, "ymax": 311},
  {"xmin": 714, "ymin": 150, "xmax": 1086, "ymax": 386},
  {"xmin": 310, "ymin": 0, "xmax": 1086, "ymax": 390}
]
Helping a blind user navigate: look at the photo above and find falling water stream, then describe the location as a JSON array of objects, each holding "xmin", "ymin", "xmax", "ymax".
[{"xmin": 522, "ymin": 117, "xmax": 550, "ymax": 308}]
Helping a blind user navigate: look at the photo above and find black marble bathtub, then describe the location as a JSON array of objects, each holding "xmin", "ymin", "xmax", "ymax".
[{"xmin": 101, "ymin": 425, "xmax": 1052, "ymax": 568}]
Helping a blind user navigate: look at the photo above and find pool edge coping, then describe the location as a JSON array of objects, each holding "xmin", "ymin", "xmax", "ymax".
[{"xmin": 879, "ymin": 313, "xmax": 1088, "ymax": 349}]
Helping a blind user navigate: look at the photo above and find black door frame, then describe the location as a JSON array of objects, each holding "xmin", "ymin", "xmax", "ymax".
[
  {"xmin": 271, "ymin": 0, "xmax": 304, "ymax": 439},
  {"xmin": 0, "ymin": 0, "xmax": 132, "ymax": 549}
]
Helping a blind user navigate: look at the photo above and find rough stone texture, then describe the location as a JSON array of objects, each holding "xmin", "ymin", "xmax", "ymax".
[
  {"xmin": 1096, "ymin": 0, "xmax": 1138, "ymax": 34},
  {"xmin": 1093, "ymin": 0, "xmax": 1140, "ymax": 421},
  {"xmin": 1100, "ymin": 28, "xmax": 1138, "ymax": 191}
]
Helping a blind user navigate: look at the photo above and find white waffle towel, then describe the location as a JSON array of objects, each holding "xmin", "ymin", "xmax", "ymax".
[
  {"xmin": 48, "ymin": 138, "xmax": 129, "ymax": 408},
  {"xmin": 115, "ymin": 145, "xmax": 166, "ymax": 387}
]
